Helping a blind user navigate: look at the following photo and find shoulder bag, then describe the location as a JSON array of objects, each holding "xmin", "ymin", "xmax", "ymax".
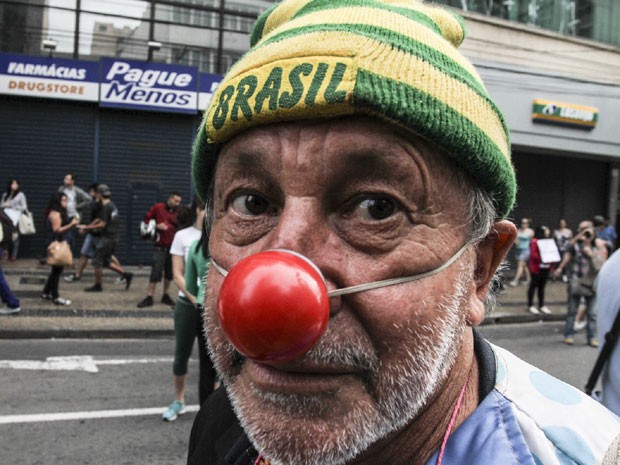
[
  {"xmin": 47, "ymin": 240, "xmax": 73, "ymax": 267},
  {"xmin": 18, "ymin": 210, "xmax": 36, "ymax": 235}
]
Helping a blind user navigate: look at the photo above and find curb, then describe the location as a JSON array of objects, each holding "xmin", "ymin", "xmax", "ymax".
[
  {"xmin": 0, "ymin": 311, "xmax": 568, "ymax": 340},
  {"xmin": 482, "ymin": 313, "xmax": 567, "ymax": 325},
  {"xmin": 0, "ymin": 328, "xmax": 174, "ymax": 339}
]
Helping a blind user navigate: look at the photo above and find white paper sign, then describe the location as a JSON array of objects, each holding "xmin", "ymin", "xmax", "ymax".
[{"xmin": 537, "ymin": 238, "xmax": 561, "ymax": 263}]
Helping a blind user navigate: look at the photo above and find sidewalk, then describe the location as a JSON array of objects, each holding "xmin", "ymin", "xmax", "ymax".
[{"xmin": 0, "ymin": 259, "xmax": 570, "ymax": 338}]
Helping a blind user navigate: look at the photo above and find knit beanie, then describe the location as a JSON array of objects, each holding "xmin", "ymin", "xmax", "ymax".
[{"xmin": 193, "ymin": 0, "xmax": 516, "ymax": 217}]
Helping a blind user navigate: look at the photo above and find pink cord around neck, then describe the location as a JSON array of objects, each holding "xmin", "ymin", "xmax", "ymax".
[
  {"xmin": 253, "ymin": 454, "xmax": 263, "ymax": 465},
  {"xmin": 436, "ymin": 373, "xmax": 470, "ymax": 465}
]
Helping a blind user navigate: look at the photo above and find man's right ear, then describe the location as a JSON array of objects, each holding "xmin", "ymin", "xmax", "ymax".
[{"xmin": 473, "ymin": 220, "xmax": 517, "ymax": 303}]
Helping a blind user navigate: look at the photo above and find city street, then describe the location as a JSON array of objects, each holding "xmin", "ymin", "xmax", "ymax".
[
  {"xmin": 0, "ymin": 322, "xmax": 600, "ymax": 465},
  {"xmin": 0, "ymin": 338, "xmax": 200, "ymax": 465}
]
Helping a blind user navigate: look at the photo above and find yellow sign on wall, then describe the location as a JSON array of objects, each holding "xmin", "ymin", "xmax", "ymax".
[{"xmin": 532, "ymin": 99, "xmax": 598, "ymax": 129}]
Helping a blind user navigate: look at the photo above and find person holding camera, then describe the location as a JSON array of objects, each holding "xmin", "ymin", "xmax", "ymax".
[{"xmin": 554, "ymin": 220, "xmax": 608, "ymax": 346}]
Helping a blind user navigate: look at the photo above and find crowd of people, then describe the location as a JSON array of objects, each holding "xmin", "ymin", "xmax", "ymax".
[
  {"xmin": 0, "ymin": 174, "xmax": 191, "ymax": 313},
  {"xmin": 506, "ymin": 215, "xmax": 617, "ymax": 346},
  {"xmin": 0, "ymin": 174, "xmax": 216, "ymax": 423}
]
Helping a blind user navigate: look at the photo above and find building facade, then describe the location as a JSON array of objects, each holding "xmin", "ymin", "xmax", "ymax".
[
  {"xmin": 0, "ymin": 0, "xmax": 276, "ymax": 264},
  {"xmin": 0, "ymin": 0, "xmax": 619, "ymax": 264},
  {"xmin": 458, "ymin": 8, "xmax": 620, "ymax": 242}
]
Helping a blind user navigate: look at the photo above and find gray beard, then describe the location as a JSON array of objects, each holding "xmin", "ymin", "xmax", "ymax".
[{"xmin": 205, "ymin": 266, "xmax": 470, "ymax": 465}]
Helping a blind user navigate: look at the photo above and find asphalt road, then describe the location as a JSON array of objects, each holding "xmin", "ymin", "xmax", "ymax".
[
  {"xmin": 479, "ymin": 321, "xmax": 599, "ymax": 390},
  {"xmin": 0, "ymin": 338, "xmax": 199, "ymax": 465},
  {"xmin": 0, "ymin": 322, "xmax": 599, "ymax": 465}
]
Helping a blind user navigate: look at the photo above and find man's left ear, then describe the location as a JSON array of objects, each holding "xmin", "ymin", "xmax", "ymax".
[{"xmin": 467, "ymin": 220, "xmax": 517, "ymax": 326}]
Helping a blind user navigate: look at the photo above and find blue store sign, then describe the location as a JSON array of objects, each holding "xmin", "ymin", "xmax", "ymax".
[
  {"xmin": 0, "ymin": 52, "xmax": 99, "ymax": 101},
  {"xmin": 100, "ymin": 58, "xmax": 199, "ymax": 114},
  {"xmin": 0, "ymin": 52, "xmax": 222, "ymax": 114}
]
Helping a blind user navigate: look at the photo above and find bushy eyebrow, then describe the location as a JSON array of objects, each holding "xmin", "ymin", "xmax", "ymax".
[{"xmin": 218, "ymin": 150, "xmax": 274, "ymax": 179}]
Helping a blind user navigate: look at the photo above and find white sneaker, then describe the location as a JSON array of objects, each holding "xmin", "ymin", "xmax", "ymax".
[
  {"xmin": 539, "ymin": 306, "xmax": 552, "ymax": 315},
  {"xmin": 0, "ymin": 306, "xmax": 20, "ymax": 315},
  {"xmin": 574, "ymin": 320, "xmax": 587, "ymax": 331},
  {"xmin": 53, "ymin": 297, "xmax": 72, "ymax": 306},
  {"xmin": 528, "ymin": 306, "xmax": 541, "ymax": 315},
  {"xmin": 509, "ymin": 280, "xmax": 518, "ymax": 287}
]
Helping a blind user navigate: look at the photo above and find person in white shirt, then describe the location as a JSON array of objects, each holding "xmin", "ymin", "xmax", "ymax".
[
  {"xmin": 162, "ymin": 199, "xmax": 206, "ymax": 422},
  {"xmin": 1, "ymin": 178, "xmax": 28, "ymax": 262},
  {"xmin": 57, "ymin": 172, "xmax": 90, "ymax": 252}
]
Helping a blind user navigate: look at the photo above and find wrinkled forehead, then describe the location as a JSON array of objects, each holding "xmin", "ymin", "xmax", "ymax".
[{"xmin": 216, "ymin": 116, "xmax": 461, "ymax": 180}]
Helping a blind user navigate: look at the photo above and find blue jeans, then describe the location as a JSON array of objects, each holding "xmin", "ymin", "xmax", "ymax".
[
  {"xmin": 0, "ymin": 261, "xmax": 20, "ymax": 308},
  {"xmin": 9, "ymin": 235, "xmax": 19, "ymax": 259},
  {"xmin": 564, "ymin": 293, "xmax": 596, "ymax": 341}
]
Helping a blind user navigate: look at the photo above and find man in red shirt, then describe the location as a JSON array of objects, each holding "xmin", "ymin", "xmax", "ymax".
[{"xmin": 137, "ymin": 192, "xmax": 182, "ymax": 308}]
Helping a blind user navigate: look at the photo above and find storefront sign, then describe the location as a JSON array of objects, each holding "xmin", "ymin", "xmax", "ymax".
[
  {"xmin": 198, "ymin": 72, "xmax": 223, "ymax": 111},
  {"xmin": 100, "ymin": 58, "xmax": 198, "ymax": 113},
  {"xmin": 0, "ymin": 52, "xmax": 99, "ymax": 101},
  {"xmin": 532, "ymin": 99, "xmax": 598, "ymax": 129}
]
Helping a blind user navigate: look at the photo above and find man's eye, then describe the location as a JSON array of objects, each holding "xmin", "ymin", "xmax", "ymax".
[
  {"xmin": 231, "ymin": 194, "xmax": 273, "ymax": 215},
  {"xmin": 358, "ymin": 197, "xmax": 397, "ymax": 220}
]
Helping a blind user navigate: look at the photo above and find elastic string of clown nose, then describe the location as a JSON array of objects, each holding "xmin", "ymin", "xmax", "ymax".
[{"xmin": 210, "ymin": 242, "xmax": 470, "ymax": 298}]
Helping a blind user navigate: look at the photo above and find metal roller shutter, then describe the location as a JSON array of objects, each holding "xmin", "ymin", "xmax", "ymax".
[
  {"xmin": 512, "ymin": 151, "xmax": 608, "ymax": 231},
  {"xmin": 98, "ymin": 108, "xmax": 197, "ymax": 265},
  {"xmin": 0, "ymin": 95, "xmax": 96, "ymax": 259}
]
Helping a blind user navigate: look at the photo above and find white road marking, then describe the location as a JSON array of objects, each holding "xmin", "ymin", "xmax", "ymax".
[
  {"xmin": 0, "ymin": 405, "xmax": 200, "ymax": 424},
  {"xmin": 0, "ymin": 355, "xmax": 177, "ymax": 373}
]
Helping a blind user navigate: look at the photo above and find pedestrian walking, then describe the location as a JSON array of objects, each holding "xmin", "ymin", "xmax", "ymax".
[
  {"xmin": 58, "ymin": 172, "xmax": 90, "ymax": 253},
  {"xmin": 510, "ymin": 217, "xmax": 534, "ymax": 286},
  {"xmin": 64, "ymin": 183, "xmax": 125, "ymax": 283},
  {"xmin": 162, "ymin": 199, "xmax": 211, "ymax": 421},
  {"xmin": 555, "ymin": 220, "xmax": 608, "ymax": 346},
  {"xmin": 553, "ymin": 218, "xmax": 573, "ymax": 283},
  {"xmin": 1, "ymin": 178, "xmax": 28, "ymax": 262},
  {"xmin": 77, "ymin": 185, "xmax": 133, "ymax": 292},
  {"xmin": 0, "ymin": 208, "xmax": 20, "ymax": 314},
  {"xmin": 42, "ymin": 192, "xmax": 78, "ymax": 306},
  {"xmin": 527, "ymin": 225, "xmax": 557, "ymax": 315},
  {"xmin": 137, "ymin": 192, "xmax": 182, "ymax": 308}
]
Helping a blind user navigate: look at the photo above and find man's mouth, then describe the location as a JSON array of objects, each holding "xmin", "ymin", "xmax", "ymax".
[{"xmin": 244, "ymin": 359, "xmax": 362, "ymax": 395}]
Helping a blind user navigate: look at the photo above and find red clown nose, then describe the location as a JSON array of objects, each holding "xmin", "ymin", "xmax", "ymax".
[{"xmin": 217, "ymin": 250, "xmax": 330, "ymax": 363}]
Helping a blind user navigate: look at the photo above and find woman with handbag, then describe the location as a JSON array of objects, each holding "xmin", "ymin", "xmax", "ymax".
[
  {"xmin": 42, "ymin": 192, "xmax": 78, "ymax": 306},
  {"xmin": 1, "ymin": 179, "xmax": 28, "ymax": 262}
]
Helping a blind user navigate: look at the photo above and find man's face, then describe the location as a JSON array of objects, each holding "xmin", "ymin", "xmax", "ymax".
[
  {"xmin": 205, "ymin": 117, "xmax": 481, "ymax": 465},
  {"xmin": 64, "ymin": 174, "xmax": 74, "ymax": 188},
  {"xmin": 167, "ymin": 195, "xmax": 182, "ymax": 210}
]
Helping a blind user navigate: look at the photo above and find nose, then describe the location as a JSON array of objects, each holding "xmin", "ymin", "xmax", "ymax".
[
  {"xmin": 267, "ymin": 198, "xmax": 324, "ymax": 256},
  {"xmin": 266, "ymin": 198, "xmax": 343, "ymax": 317}
]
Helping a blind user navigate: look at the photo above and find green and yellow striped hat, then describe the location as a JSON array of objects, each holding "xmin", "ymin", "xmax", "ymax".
[{"xmin": 193, "ymin": 0, "xmax": 516, "ymax": 217}]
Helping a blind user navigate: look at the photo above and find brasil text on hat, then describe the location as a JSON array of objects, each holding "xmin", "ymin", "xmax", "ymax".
[{"xmin": 192, "ymin": 0, "xmax": 516, "ymax": 217}]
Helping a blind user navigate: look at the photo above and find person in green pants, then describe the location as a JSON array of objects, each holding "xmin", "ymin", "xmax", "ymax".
[{"xmin": 163, "ymin": 203, "xmax": 216, "ymax": 421}]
